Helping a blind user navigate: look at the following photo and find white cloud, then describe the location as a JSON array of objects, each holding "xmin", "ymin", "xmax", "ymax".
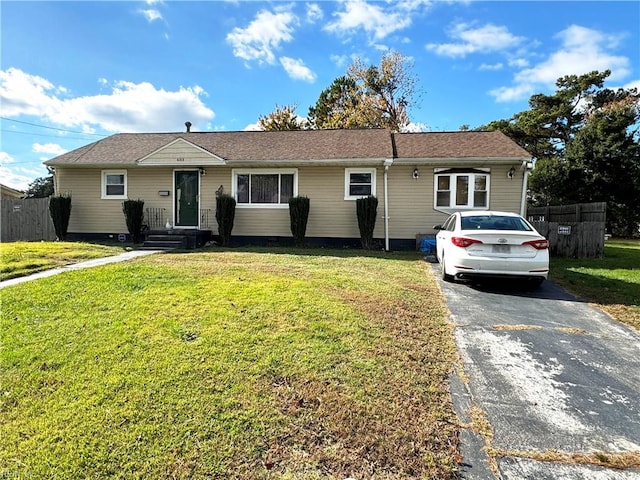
[
  {"xmin": 324, "ymin": 0, "xmax": 413, "ymax": 41},
  {"xmin": 0, "ymin": 151, "xmax": 16, "ymax": 165},
  {"xmin": 141, "ymin": 8, "xmax": 162, "ymax": 22},
  {"xmin": 330, "ymin": 54, "xmax": 349, "ymax": 68},
  {"xmin": 226, "ymin": 8, "xmax": 297, "ymax": 65},
  {"xmin": 479, "ymin": 63, "xmax": 504, "ymax": 71},
  {"xmin": 491, "ymin": 25, "xmax": 632, "ymax": 102},
  {"xmin": 0, "ymin": 153, "xmax": 35, "ymax": 191},
  {"xmin": 243, "ymin": 122, "xmax": 262, "ymax": 131},
  {"xmin": 306, "ymin": 3, "xmax": 323, "ymax": 23},
  {"xmin": 32, "ymin": 143, "xmax": 68, "ymax": 156},
  {"xmin": 623, "ymin": 79, "xmax": 640, "ymax": 91},
  {"xmin": 508, "ymin": 58, "xmax": 529, "ymax": 68},
  {"xmin": 426, "ymin": 22, "xmax": 525, "ymax": 57},
  {"xmin": 280, "ymin": 57, "xmax": 317, "ymax": 82},
  {"xmin": 0, "ymin": 68, "xmax": 215, "ymax": 133},
  {"xmin": 402, "ymin": 122, "xmax": 428, "ymax": 132}
]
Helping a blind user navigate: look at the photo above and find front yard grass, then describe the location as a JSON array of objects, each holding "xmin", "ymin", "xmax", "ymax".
[
  {"xmin": 0, "ymin": 241, "xmax": 124, "ymax": 281},
  {"xmin": 1, "ymin": 249, "xmax": 460, "ymax": 479},
  {"xmin": 550, "ymin": 239, "xmax": 640, "ymax": 330}
]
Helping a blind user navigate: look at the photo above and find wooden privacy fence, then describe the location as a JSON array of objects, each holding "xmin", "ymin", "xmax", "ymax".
[
  {"xmin": 1, "ymin": 198, "xmax": 56, "ymax": 242},
  {"xmin": 527, "ymin": 202, "xmax": 606, "ymax": 258}
]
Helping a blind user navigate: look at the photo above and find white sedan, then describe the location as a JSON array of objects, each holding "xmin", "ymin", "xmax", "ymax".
[{"xmin": 434, "ymin": 211, "xmax": 549, "ymax": 287}]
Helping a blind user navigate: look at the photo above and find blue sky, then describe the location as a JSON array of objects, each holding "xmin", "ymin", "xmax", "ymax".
[{"xmin": 1, "ymin": 0, "xmax": 639, "ymax": 190}]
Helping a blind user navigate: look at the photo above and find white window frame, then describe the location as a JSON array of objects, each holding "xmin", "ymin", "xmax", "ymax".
[
  {"xmin": 101, "ymin": 170, "xmax": 127, "ymax": 199},
  {"xmin": 231, "ymin": 168, "xmax": 298, "ymax": 209},
  {"xmin": 433, "ymin": 169, "xmax": 490, "ymax": 213},
  {"xmin": 344, "ymin": 168, "xmax": 376, "ymax": 200}
]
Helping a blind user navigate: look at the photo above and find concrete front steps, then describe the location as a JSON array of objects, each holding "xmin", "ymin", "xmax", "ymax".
[{"xmin": 140, "ymin": 229, "xmax": 213, "ymax": 251}]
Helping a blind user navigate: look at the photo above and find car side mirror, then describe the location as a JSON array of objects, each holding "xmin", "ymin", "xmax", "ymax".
[{"xmin": 433, "ymin": 225, "xmax": 443, "ymax": 230}]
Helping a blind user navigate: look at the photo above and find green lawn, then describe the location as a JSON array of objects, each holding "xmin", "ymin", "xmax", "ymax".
[
  {"xmin": 1, "ymin": 241, "xmax": 124, "ymax": 281},
  {"xmin": 550, "ymin": 239, "xmax": 640, "ymax": 330},
  {"xmin": 1, "ymin": 249, "xmax": 459, "ymax": 479}
]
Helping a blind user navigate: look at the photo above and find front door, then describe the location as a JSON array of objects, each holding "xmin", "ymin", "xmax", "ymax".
[{"xmin": 175, "ymin": 170, "xmax": 199, "ymax": 227}]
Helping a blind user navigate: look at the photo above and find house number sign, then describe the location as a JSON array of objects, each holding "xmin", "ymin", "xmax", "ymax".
[{"xmin": 176, "ymin": 157, "xmax": 185, "ymax": 162}]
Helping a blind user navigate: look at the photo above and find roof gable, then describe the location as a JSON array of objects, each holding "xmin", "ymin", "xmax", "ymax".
[{"xmin": 137, "ymin": 138, "xmax": 225, "ymax": 166}]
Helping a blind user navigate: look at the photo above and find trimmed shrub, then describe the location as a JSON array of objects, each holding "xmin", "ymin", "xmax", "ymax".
[
  {"xmin": 356, "ymin": 195, "xmax": 378, "ymax": 250},
  {"xmin": 289, "ymin": 196, "xmax": 310, "ymax": 247},
  {"xmin": 49, "ymin": 195, "xmax": 72, "ymax": 241},
  {"xmin": 122, "ymin": 199, "xmax": 145, "ymax": 243},
  {"xmin": 216, "ymin": 194, "xmax": 236, "ymax": 246}
]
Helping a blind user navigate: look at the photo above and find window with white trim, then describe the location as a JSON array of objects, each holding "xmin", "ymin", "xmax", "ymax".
[
  {"xmin": 232, "ymin": 169, "xmax": 297, "ymax": 207},
  {"xmin": 101, "ymin": 170, "xmax": 127, "ymax": 199},
  {"xmin": 434, "ymin": 169, "xmax": 489, "ymax": 210},
  {"xmin": 344, "ymin": 168, "xmax": 376, "ymax": 200}
]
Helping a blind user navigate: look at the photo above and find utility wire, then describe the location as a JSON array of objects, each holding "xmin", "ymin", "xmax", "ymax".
[
  {"xmin": 0, "ymin": 129, "xmax": 101, "ymax": 142},
  {"xmin": 0, "ymin": 117, "xmax": 109, "ymax": 137}
]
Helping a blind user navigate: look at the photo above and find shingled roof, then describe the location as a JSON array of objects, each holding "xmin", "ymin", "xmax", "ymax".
[
  {"xmin": 45, "ymin": 128, "xmax": 530, "ymax": 166},
  {"xmin": 393, "ymin": 131, "xmax": 530, "ymax": 159}
]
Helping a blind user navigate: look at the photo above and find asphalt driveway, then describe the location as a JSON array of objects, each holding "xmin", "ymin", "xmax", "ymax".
[{"xmin": 434, "ymin": 267, "xmax": 640, "ymax": 479}]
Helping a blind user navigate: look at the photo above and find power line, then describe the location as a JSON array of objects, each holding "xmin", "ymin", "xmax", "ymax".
[
  {"xmin": 0, "ymin": 117, "xmax": 109, "ymax": 137},
  {"xmin": 0, "ymin": 129, "xmax": 101, "ymax": 142}
]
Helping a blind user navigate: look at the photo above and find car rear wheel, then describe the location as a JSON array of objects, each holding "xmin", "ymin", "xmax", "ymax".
[{"xmin": 441, "ymin": 256, "xmax": 453, "ymax": 282}]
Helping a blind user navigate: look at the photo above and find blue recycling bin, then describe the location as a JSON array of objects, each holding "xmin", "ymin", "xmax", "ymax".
[{"xmin": 420, "ymin": 237, "xmax": 436, "ymax": 254}]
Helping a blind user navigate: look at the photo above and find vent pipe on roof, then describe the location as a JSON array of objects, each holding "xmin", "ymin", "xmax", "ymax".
[{"xmin": 185, "ymin": 121, "xmax": 192, "ymax": 133}]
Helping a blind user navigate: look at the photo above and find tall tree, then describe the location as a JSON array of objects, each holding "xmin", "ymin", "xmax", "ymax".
[
  {"xmin": 348, "ymin": 50, "xmax": 419, "ymax": 132},
  {"xmin": 482, "ymin": 70, "xmax": 640, "ymax": 235},
  {"xmin": 258, "ymin": 104, "xmax": 306, "ymax": 131},
  {"xmin": 25, "ymin": 167, "xmax": 54, "ymax": 198},
  {"xmin": 308, "ymin": 51, "xmax": 420, "ymax": 132},
  {"xmin": 307, "ymin": 76, "xmax": 366, "ymax": 129},
  {"xmin": 565, "ymin": 97, "xmax": 640, "ymax": 236}
]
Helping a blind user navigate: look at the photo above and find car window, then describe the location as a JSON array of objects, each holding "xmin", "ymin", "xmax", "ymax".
[
  {"xmin": 443, "ymin": 215, "xmax": 456, "ymax": 231},
  {"xmin": 461, "ymin": 215, "xmax": 533, "ymax": 231}
]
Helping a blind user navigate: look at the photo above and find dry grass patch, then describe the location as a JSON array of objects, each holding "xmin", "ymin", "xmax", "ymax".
[
  {"xmin": 491, "ymin": 449, "xmax": 640, "ymax": 470},
  {"xmin": 492, "ymin": 324, "xmax": 542, "ymax": 331},
  {"xmin": 555, "ymin": 327, "xmax": 587, "ymax": 335}
]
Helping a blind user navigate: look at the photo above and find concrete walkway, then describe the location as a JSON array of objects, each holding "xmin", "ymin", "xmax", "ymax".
[
  {"xmin": 0, "ymin": 250, "xmax": 161, "ymax": 289},
  {"xmin": 434, "ymin": 266, "xmax": 640, "ymax": 479}
]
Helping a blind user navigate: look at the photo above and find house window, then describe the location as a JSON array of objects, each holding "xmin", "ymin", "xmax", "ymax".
[
  {"xmin": 233, "ymin": 169, "xmax": 297, "ymax": 207},
  {"xmin": 101, "ymin": 170, "xmax": 127, "ymax": 199},
  {"xmin": 434, "ymin": 169, "xmax": 489, "ymax": 210},
  {"xmin": 345, "ymin": 168, "xmax": 376, "ymax": 200}
]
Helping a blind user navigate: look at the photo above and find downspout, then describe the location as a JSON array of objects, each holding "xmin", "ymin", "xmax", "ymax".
[
  {"xmin": 383, "ymin": 159, "xmax": 394, "ymax": 251},
  {"xmin": 51, "ymin": 167, "xmax": 58, "ymax": 195},
  {"xmin": 520, "ymin": 160, "xmax": 532, "ymax": 216}
]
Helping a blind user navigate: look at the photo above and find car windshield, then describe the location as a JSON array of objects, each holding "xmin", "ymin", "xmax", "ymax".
[{"xmin": 461, "ymin": 215, "xmax": 533, "ymax": 231}]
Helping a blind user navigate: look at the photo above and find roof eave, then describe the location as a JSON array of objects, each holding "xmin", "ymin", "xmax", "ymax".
[{"xmin": 393, "ymin": 156, "xmax": 531, "ymax": 165}]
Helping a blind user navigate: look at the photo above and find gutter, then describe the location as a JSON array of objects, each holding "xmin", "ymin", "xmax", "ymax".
[{"xmin": 383, "ymin": 158, "xmax": 394, "ymax": 251}]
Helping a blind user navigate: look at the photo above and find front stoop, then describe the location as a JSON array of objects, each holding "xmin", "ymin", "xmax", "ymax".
[{"xmin": 141, "ymin": 229, "xmax": 212, "ymax": 250}]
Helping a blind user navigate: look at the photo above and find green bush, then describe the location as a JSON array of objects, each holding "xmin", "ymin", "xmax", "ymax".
[
  {"xmin": 356, "ymin": 195, "xmax": 378, "ymax": 250},
  {"xmin": 49, "ymin": 195, "xmax": 72, "ymax": 241},
  {"xmin": 289, "ymin": 196, "xmax": 310, "ymax": 247},
  {"xmin": 216, "ymin": 194, "xmax": 236, "ymax": 246},
  {"xmin": 122, "ymin": 199, "xmax": 145, "ymax": 243}
]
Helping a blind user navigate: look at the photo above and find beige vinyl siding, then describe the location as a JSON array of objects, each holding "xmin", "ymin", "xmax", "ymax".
[
  {"xmin": 384, "ymin": 164, "xmax": 524, "ymax": 240},
  {"xmin": 56, "ymin": 167, "xmax": 232, "ymax": 233},
  {"xmin": 299, "ymin": 166, "xmax": 384, "ymax": 239},
  {"xmin": 486, "ymin": 164, "xmax": 524, "ymax": 213},
  {"xmin": 56, "ymin": 163, "xmax": 522, "ymax": 240},
  {"xmin": 230, "ymin": 166, "xmax": 384, "ymax": 238},
  {"xmin": 386, "ymin": 166, "xmax": 436, "ymax": 239}
]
